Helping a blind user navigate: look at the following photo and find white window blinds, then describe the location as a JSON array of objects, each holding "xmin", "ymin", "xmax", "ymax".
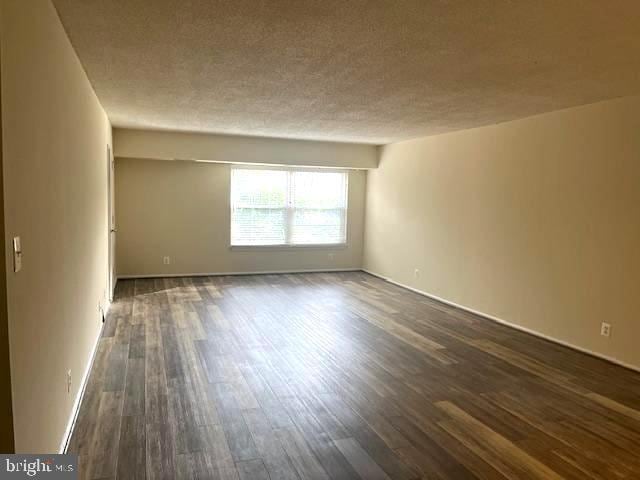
[{"xmin": 231, "ymin": 168, "xmax": 348, "ymax": 246}]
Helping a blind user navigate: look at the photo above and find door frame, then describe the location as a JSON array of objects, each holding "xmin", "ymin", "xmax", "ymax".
[{"xmin": 107, "ymin": 144, "xmax": 116, "ymax": 302}]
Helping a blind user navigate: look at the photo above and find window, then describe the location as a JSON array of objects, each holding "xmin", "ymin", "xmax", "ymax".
[{"xmin": 231, "ymin": 167, "xmax": 348, "ymax": 246}]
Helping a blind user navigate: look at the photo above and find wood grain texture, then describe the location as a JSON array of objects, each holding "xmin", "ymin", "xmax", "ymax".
[{"xmin": 68, "ymin": 272, "xmax": 640, "ymax": 479}]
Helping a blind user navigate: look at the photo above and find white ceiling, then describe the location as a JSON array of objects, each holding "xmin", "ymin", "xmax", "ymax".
[{"xmin": 53, "ymin": 0, "xmax": 640, "ymax": 144}]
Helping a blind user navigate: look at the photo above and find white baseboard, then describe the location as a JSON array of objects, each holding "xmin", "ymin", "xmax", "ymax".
[
  {"xmin": 362, "ymin": 269, "xmax": 640, "ymax": 374},
  {"xmin": 118, "ymin": 267, "xmax": 361, "ymax": 280},
  {"xmin": 59, "ymin": 301, "xmax": 109, "ymax": 453}
]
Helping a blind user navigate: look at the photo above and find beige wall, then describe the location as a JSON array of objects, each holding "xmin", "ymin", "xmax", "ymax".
[
  {"xmin": 114, "ymin": 128, "xmax": 378, "ymax": 169},
  {"xmin": 1, "ymin": 0, "xmax": 111, "ymax": 452},
  {"xmin": 365, "ymin": 96, "xmax": 640, "ymax": 370},
  {"xmin": 116, "ymin": 158, "xmax": 365, "ymax": 276}
]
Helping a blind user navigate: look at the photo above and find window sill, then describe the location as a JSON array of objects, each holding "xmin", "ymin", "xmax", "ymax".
[{"xmin": 230, "ymin": 243, "xmax": 348, "ymax": 251}]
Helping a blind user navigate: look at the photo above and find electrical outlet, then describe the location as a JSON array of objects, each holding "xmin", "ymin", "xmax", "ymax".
[
  {"xmin": 414, "ymin": 268, "xmax": 420, "ymax": 278},
  {"xmin": 66, "ymin": 370, "xmax": 72, "ymax": 394},
  {"xmin": 163, "ymin": 256, "xmax": 171, "ymax": 265},
  {"xmin": 328, "ymin": 252, "xmax": 335, "ymax": 260},
  {"xmin": 600, "ymin": 322, "xmax": 611, "ymax": 337}
]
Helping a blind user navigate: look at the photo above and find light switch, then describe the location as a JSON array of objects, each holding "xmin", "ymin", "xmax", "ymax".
[{"xmin": 13, "ymin": 236, "xmax": 22, "ymax": 272}]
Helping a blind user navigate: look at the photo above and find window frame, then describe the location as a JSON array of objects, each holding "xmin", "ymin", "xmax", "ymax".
[{"xmin": 229, "ymin": 165, "xmax": 349, "ymax": 249}]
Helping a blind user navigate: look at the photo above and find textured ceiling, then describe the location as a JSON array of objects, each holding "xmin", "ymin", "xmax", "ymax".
[{"xmin": 52, "ymin": 1, "xmax": 640, "ymax": 144}]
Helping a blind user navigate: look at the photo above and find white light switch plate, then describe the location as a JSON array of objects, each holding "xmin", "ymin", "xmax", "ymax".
[{"xmin": 13, "ymin": 236, "xmax": 22, "ymax": 272}]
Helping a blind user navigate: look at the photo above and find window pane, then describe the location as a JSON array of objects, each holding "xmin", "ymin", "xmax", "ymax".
[
  {"xmin": 231, "ymin": 169, "xmax": 288, "ymax": 245},
  {"xmin": 230, "ymin": 168, "xmax": 348, "ymax": 246},
  {"xmin": 290, "ymin": 171, "xmax": 347, "ymax": 245},
  {"xmin": 290, "ymin": 208, "xmax": 346, "ymax": 244},
  {"xmin": 231, "ymin": 169, "xmax": 287, "ymax": 208},
  {"xmin": 291, "ymin": 171, "xmax": 346, "ymax": 209},
  {"xmin": 231, "ymin": 208, "xmax": 286, "ymax": 245}
]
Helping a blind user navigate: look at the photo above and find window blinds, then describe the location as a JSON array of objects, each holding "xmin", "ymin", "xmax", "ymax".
[{"xmin": 231, "ymin": 168, "xmax": 348, "ymax": 246}]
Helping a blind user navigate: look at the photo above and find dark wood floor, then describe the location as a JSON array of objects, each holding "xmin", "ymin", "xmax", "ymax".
[{"xmin": 68, "ymin": 272, "xmax": 640, "ymax": 479}]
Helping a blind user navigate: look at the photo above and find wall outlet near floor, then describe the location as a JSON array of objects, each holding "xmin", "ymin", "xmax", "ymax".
[
  {"xmin": 328, "ymin": 252, "xmax": 335, "ymax": 260},
  {"xmin": 163, "ymin": 256, "xmax": 171, "ymax": 265},
  {"xmin": 66, "ymin": 370, "xmax": 72, "ymax": 394},
  {"xmin": 414, "ymin": 268, "xmax": 420, "ymax": 278},
  {"xmin": 600, "ymin": 322, "xmax": 611, "ymax": 337}
]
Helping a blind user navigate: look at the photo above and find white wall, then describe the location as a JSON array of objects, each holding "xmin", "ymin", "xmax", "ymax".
[
  {"xmin": 115, "ymin": 158, "xmax": 365, "ymax": 276},
  {"xmin": 1, "ymin": 0, "xmax": 112, "ymax": 452},
  {"xmin": 114, "ymin": 128, "xmax": 378, "ymax": 169},
  {"xmin": 364, "ymin": 96, "xmax": 640, "ymax": 370}
]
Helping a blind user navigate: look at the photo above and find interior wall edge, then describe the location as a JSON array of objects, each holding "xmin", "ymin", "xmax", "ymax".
[{"xmin": 0, "ymin": 6, "xmax": 16, "ymax": 450}]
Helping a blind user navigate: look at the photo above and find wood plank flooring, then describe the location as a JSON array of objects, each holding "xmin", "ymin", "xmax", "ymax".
[{"xmin": 67, "ymin": 272, "xmax": 640, "ymax": 479}]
